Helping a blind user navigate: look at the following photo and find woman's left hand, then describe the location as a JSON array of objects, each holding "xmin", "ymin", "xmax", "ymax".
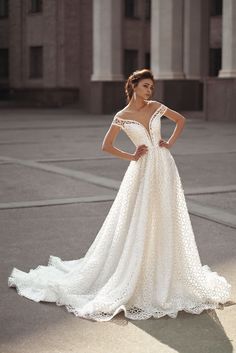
[{"xmin": 159, "ymin": 139, "xmax": 172, "ymax": 149}]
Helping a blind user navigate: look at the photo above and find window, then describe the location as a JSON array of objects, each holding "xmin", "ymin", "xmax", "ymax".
[
  {"xmin": 124, "ymin": 49, "xmax": 138, "ymax": 78},
  {"xmin": 29, "ymin": 46, "xmax": 43, "ymax": 78},
  {"xmin": 210, "ymin": 0, "xmax": 222, "ymax": 16},
  {"xmin": 0, "ymin": 0, "xmax": 8, "ymax": 18},
  {"xmin": 30, "ymin": 0, "xmax": 43, "ymax": 13},
  {"xmin": 124, "ymin": 0, "xmax": 138, "ymax": 19},
  {"xmin": 145, "ymin": 0, "xmax": 151, "ymax": 20},
  {"xmin": 0, "ymin": 48, "xmax": 9, "ymax": 78},
  {"xmin": 145, "ymin": 52, "xmax": 150, "ymax": 69},
  {"xmin": 209, "ymin": 48, "xmax": 221, "ymax": 76}
]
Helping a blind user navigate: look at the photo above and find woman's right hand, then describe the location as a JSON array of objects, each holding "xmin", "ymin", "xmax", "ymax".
[{"xmin": 132, "ymin": 144, "xmax": 148, "ymax": 161}]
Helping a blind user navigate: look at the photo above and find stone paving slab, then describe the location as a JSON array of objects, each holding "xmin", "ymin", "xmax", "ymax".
[
  {"xmin": 1, "ymin": 306, "xmax": 235, "ymax": 353},
  {"xmin": 0, "ymin": 140, "xmax": 107, "ymax": 160},
  {"xmin": 51, "ymin": 159, "xmax": 128, "ymax": 180},
  {"xmin": 0, "ymin": 164, "xmax": 112, "ymax": 202},
  {"xmin": 188, "ymin": 192, "xmax": 236, "ymax": 215},
  {"xmin": 0, "ymin": 125, "xmax": 106, "ymax": 143}
]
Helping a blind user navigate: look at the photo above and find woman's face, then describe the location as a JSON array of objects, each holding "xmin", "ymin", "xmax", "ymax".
[{"xmin": 134, "ymin": 78, "xmax": 154, "ymax": 100}]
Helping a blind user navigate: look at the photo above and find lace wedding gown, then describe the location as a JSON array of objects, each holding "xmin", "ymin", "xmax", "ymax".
[{"xmin": 8, "ymin": 103, "xmax": 231, "ymax": 322}]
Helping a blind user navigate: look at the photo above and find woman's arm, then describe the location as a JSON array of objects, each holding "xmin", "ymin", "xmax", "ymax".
[
  {"xmin": 101, "ymin": 124, "xmax": 135, "ymax": 161},
  {"xmin": 159, "ymin": 107, "xmax": 186, "ymax": 148}
]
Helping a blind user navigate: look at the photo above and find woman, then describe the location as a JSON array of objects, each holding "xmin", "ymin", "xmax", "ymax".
[{"xmin": 8, "ymin": 68, "xmax": 231, "ymax": 322}]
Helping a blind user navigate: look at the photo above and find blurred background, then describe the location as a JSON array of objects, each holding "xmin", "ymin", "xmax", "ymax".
[{"xmin": 0, "ymin": 0, "xmax": 235, "ymax": 118}]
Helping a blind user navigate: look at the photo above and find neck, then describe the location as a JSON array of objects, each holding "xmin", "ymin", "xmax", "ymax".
[{"xmin": 129, "ymin": 97, "xmax": 147, "ymax": 111}]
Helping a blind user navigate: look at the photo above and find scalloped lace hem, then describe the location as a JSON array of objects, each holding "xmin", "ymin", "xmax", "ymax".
[
  {"xmin": 8, "ymin": 276, "xmax": 230, "ymax": 322},
  {"xmin": 62, "ymin": 300, "xmax": 229, "ymax": 322}
]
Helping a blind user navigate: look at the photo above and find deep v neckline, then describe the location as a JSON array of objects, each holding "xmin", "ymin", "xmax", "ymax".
[{"xmin": 117, "ymin": 104, "xmax": 163, "ymax": 142}]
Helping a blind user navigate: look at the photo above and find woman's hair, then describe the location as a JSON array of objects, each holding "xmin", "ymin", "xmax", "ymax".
[{"xmin": 125, "ymin": 68, "xmax": 154, "ymax": 103}]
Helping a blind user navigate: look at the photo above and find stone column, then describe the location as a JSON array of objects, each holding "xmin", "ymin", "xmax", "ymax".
[
  {"xmin": 151, "ymin": 0, "xmax": 185, "ymax": 79},
  {"xmin": 91, "ymin": 0, "xmax": 123, "ymax": 81},
  {"xmin": 184, "ymin": 0, "xmax": 204, "ymax": 79},
  {"xmin": 219, "ymin": 0, "xmax": 236, "ymax": 77}
]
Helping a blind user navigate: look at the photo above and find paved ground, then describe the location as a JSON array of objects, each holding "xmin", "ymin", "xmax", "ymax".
[{"xmin": 0, "ymin": 108, "xmax": 235, "ymax": 353}]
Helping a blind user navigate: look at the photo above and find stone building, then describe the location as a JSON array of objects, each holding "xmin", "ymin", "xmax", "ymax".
[{"xmin": 0, "ymin": 0, "xmax": 235, "ymax": 120}]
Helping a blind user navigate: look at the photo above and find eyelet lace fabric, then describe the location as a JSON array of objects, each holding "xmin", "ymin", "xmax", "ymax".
[{"xmin": 8, "ymin": 103, "xmax": 231, "ymax": 322}]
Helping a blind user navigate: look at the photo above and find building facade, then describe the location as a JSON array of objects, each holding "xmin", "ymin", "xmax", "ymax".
[{"xmin": 0, "ymin": 0, "xmax": 235, "ymax": 120}]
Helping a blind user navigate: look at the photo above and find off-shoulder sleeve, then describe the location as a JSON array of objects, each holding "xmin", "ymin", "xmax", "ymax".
[
  {"xmin": 159, "ymin": 103, "xmax": 168, "ymax": 116},
  {"xmin": 111, "ymin": 115, "xmax": 124, "ymax": 128}
]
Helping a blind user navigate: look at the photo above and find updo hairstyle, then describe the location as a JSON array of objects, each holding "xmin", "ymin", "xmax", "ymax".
[{"xmin": 125, "ymin": 68, "xmax": 154, "ymax": 103}]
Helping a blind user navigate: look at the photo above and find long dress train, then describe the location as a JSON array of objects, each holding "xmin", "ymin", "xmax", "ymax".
[{"xmin": 8, "ymin": 103, "xmax": 231, "ymax": 321}]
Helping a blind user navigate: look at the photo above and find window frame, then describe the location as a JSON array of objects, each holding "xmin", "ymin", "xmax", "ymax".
[
  {"xmin": 0, "ymin": 0, "xmax": 9, "ymax": 19},
  {"xmin": 0, "ymin": 48, "xmax": 9, "ymax": 79},
  {"xmin": 124, "ymin": 49, "xmax": 139, "ymax": 78},
  {"xmin": 29, "ymin": 0, "xmax": 43, "ymax": 14},
  {"xmin": 124, "ymin": 0, "xmax": 140, "ymax": 20},
  {"xmin": 29, "ymin": 46, "xmax": 43, "ymax": 79}
]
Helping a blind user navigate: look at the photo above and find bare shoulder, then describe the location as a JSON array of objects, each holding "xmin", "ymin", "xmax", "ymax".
[
  {"xmin": 149, "ymin": 100, "xmax": 163, "ymax": 110},
  {"xmin": 115, "ymin": 100, "xmax": 162, "ymax": 120},
  {"xmin": 115, "ymin": 107, "xmax": 131, "ymax": 120}
]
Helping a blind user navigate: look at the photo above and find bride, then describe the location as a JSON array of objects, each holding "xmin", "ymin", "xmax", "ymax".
[{"xmin": 8, "ymin": 68, "xmax": 231, "ymax": 322}]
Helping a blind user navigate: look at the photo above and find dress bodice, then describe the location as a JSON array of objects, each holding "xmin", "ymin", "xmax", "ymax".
[{"xmin": 112, "ymin": 104, "xmax": 168, "ymax": 148}]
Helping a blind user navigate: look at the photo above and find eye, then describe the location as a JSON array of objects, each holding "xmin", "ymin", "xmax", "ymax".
[{"xmin": 144, "ymin": 84, "xmax": 154, "ymax": 90}]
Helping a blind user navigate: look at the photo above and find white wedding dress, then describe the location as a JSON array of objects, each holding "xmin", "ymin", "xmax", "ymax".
[{"xmin": 8, "ymin": 103, "xmax": 231, "ymax": 322}]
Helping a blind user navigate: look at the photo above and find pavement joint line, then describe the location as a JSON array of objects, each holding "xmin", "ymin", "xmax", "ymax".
[
  {"xmin": 0, "ymin": 195, "xmax": 235, "ymax": 229},
  {"xmin": 0, "ymin": 157, "xmax": 115, "ymax": 164},
  {"xmin": 0, "ymin": 124, "xmax": 106, "ymax": 131},
  {"xmin": 186, "ymin": 199, "xmax": 236, "ymax": 229},
  {"xmin": 0, "ymin": 195, "xmax": 117, "ymax": 210},
  {"xmin": 0, "ymin": 155, "xmax": 121, "ymax": 190},
  {"xmin": 184, "ymin": 185, "xmax": 236, "ymax": 195},
  {"xmin": 0, "ymin": 141, "xmax": 41, "ymax": 145},
  {"xmin": 38, "ymin": 157, "xmax": 117, "ymax": 162}
]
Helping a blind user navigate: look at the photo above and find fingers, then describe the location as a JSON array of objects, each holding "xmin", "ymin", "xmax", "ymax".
[
  {"xmin": 135, "ymin": 140, "xmax": 171, "ymax": 160},
  {"xmin": 139, "ymin": 144, "xmax": 148, "ymax": 150},
  {"xmin": 139, "ymin": 145, "xmax": 148, "ymax": 154},
  {"xmin": 135, "ymin": 144, "xmax": 148, "ymax": 160},
  {"xmin": 135, "ymin": 140, "xmax": 169, "ymax": 161},
  {"xmin": 159, "ymin": 139, "xmax": 167, "ymax": 147}
]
